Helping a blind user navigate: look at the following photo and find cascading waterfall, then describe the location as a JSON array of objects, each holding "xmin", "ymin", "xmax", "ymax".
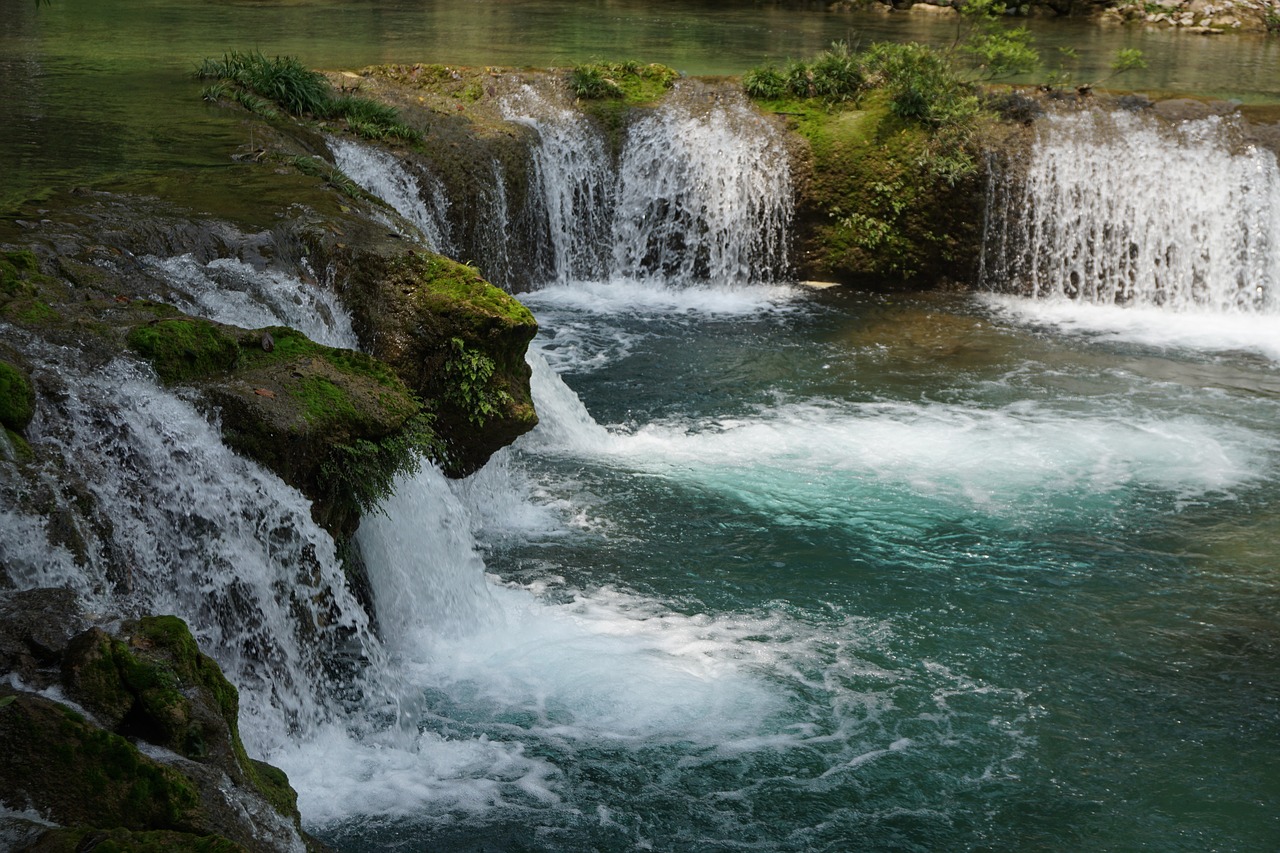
[
  {"xmin": 500, "ymin": 81, "xmax": 793, "ymax": 286},
  {"xmin": 3, "ymin": 346, "xmax": 384, "ymax": 756},
  {"xmin": 329, "ymin": 136, "xmax": 453, "ymax": 253},
  {"xmin": 142, "ymin": 254, "xmax": 359, "ymax": 348},
  {"xmin": 981, "ymin": 111, "xmax": 1280, "ymax": 312},
  {"xmin": 611, "ymin": 91, "xmax": 792, "ymax": 283},
  {"xmin": 501, "ymin": 86, "xmax": 616, "ymax": 283}
]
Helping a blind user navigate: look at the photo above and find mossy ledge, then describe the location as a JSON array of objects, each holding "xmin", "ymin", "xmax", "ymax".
[
  {"xmin": 0, "ymin": 590, "xmax": 322, "ymax": 852},
  {"xmin": 126, "ymin": 315, "xmax": 432, "ymax": 537},
  {"xmin": 310, "ymin": 239, "xmax": 540, "ymax": 479}
]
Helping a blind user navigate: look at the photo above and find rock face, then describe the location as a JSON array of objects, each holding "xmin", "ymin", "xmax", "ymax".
[
  {"xmin": 0, "ymin": 589, "xmax": 316, "ymax": 853},
  {"xmin": 786, "ymin": 94, "xmax": 986, "ymax": 288},
  {"xmin": 318, "ymin": 244, "xmax": 539, "ymax": 478}
]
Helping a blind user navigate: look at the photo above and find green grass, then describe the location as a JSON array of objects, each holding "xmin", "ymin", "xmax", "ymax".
[
  {"xmin": 197, "ymin": 50, "xmax": 420, "ymax": 143},
  {"xmin": 568, "ymin": 60, "xmax": 679, "ymax": 103}
]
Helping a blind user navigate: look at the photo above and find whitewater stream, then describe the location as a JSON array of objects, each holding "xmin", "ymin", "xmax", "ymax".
[
  {"xmin": 4, "ymin": 90, "xmax": 1279, "ymax": 850},
  {"xmin": 291, "ymin": 102, "xmax": 1280, "ymax": 850}
]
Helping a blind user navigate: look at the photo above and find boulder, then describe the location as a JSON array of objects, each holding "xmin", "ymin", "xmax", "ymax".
[{"xmin": 0, "ymin": 595, "xmax": 320, "ymax": 853}]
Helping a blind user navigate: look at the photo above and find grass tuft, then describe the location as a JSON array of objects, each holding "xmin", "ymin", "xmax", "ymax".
[{"xmin": 197, "ymin": 50, "xmax": 422, "ymax": 143}]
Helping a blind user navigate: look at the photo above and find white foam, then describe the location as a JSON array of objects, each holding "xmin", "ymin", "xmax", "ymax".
[
  {"xmin": 522, "ymin": 278, "xmax": 801, "ymax": 318},
  {"xmin": 522, "ymin": 354, "xmax": 1268, "ymax": 514},
  {"xmin": 980, "ymin": 293, "xmax": 1280, "ymax": 362},
  {"xmin": 143, "ymin": 254, "xmax": 358, "ymax": 349}
]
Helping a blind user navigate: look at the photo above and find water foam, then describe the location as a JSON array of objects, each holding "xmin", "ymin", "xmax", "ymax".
[
  {"xmin": 328, "ymin": 136, "xmax": 453, "ymax": 252},
  {"xmin": 521, "ymin": 351, "xmax": 1268, "ymax": 520},
  {"xmin": 143, "ymin": 254, "xmax": 358, "ymax": 348},
  {"xmin": 979, "ymin": 293, "xmax": 1280, "ymax": 362}
]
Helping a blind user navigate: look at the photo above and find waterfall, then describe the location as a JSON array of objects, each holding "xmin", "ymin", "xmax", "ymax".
[
  {"xmin": 501, "ymin": 86, "xmax": 616, "ymax": 283},
  {"xmin": 142, "ymin": 254, "xmax": 359, "ymax": 349},
  {"xmin": 3, "ymin": 348, "xmax": 385, "ymax": 756},
  {"xmin": 612, "ymin": 91, "xmax": 792, "ymax": 283},
  {"xmin": 981, "ymin": 111, "xmax": 1280, "ymax": 313},
  {"xmin": 497, "ymin": 82, "xmax": 797, "ymax": 286},
  {"xmin": 329, "ymin": 136, "xmax": 453, "ymax": 253}
]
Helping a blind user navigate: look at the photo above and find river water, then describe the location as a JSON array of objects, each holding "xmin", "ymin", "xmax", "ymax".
[
  {"xmin": 3, "ymin": 0, "xmax": 1280, "ymax": 208},
  {"xmin": 3, "ymin": 1, "xmax": 1280, "ymax": 851}
]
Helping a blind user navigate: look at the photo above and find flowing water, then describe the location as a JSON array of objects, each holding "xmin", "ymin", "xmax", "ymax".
[
  {"xmin": 269, "ymin": 102, "xmax": 1280, "ymax": 850},
  {"xmin": 3, "ymin": 3, "xmax": 1280, "ymax": 849}
]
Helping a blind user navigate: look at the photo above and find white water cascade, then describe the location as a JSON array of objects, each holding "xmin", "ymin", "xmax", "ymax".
[
  {"xmin": 501, "ymin": 81, "xmax": 794, "ymax": 285},
  {"xmin": 981, "ymin": 111, "xmax": 1280, "ymax": 312},
  {"xmin": 1, "ymin": 349, "xmax": 386, "ymax": 757},
  {"xmin": 329, "ymin": 136, "xmax": 453, "ymax": 253},
  {"xmin": 612, "ymin": 93, "xmax": 792, "ymax": 283},
  {"xmin": 142, "ymin": 254, "xmax": 359, "ymax": 348},
  {"xmin": 501, "ymin": 86, "xmax": 617, "ymax": 283}
]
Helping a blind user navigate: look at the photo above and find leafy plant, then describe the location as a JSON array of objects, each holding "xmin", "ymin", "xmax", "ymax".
[
  {"xmin": 809, "ymin": 42, "xmax": 865, "ymax": 102},
  {"xmin": 1110, "ymin": 48, "xmax": 1148, "ymax": 75},
  {"xmin": 569, "ymin": 64, "xmax": 624, "ymax": 99},
  {"xmin": 742, "ymin": 64, "xmax": 787, "ymax": 100},
  {"xmin": 319, "ymin": 413, "xmax": 439, "ymax": 516},
  {"xmin": 442, "ymin": 337, "xmax": 512, "ymax": 426},
  {"xmin": 863, "ymin": 42, "xmax": 979, "ymax": 128}
]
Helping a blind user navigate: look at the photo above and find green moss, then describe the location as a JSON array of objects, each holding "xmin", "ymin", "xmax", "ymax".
[
  {"xmin": 9, "ymin": 697, "xmax": 204, "ymax": 830},
  {"xmin": 3, "ymin": 427, "xmax": 33, "ymax": 461},
  {"xmin": 0, "ymin": 360, "xmax": 36, "ymax": 432},
  {"xmin": 127, "ymin": 318, "xmax": 241, "ymax": 383},
  {"xmin": 238, "ymin": 326, "xmax": 407, "ymax": 391},
  {"xmin": 1, "ymin": 250, "xmax": 40, "ymax": 297},
  {"xmin": 568, "ymin": 61, "xmax": 679, "ymax": 104},
  {"xmin": 32, "ymin": 826, "xmax": 247, "ymax": 853},
  {"xmin": 390, "ymin": 254, "xmax": 534, "ymax": 327},
  {"xmin": 773, "ymin": 91, "xmax": 981, "ymax": 284}
]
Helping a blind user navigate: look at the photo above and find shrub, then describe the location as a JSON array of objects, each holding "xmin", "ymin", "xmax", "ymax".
[
  {"xmin": 809, "ymin": 42, "xmax": 864, "ymax": 102},
  {"xmin": 197, "ymin": 50, "xmax": 420, "ymax": 142},
  {"xmin": 862, "ymin": 42, "xmax": 978, "ymax": 127},
  {"xmin": 742, "ymin": 64, "xmax": 787, "ymax": 100}
]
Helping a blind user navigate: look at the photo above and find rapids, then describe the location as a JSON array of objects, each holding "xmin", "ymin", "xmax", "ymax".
[{"xmin": 3, "ymin": 83, "xmax": 1279, "ymax": 851}]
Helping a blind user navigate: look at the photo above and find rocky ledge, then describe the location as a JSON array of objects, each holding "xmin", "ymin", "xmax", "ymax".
[{"xmin": 0, "ymin": 589, "xmax": 321, "ymax": 852}]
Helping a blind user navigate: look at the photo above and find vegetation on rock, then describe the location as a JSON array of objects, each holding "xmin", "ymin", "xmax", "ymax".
[
  {"xmin": 323, "ymin": 245, "xmax": 539, "ymax": 478},
  {"xmin": 568, "ymin": 60, "xmax": 679, "ymax": 103},
  {"xmin": 197, "ymin": 50, "xmax": 420, "ymax": 142},
  {"xmin": 0, "ymin": 359, "xmax": 36, "ymax": 433}
]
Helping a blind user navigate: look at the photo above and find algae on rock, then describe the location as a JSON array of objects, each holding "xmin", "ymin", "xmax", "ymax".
[{"xmin": 0, "ymin": 591, "xmax": 317, "ymax": 853}]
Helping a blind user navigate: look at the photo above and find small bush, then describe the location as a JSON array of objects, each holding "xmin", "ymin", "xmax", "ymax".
[
  {"xmin": 862, "ymin": 42, "xmax": 978, "ymax": 127},
  {"xmin": 810, "ymin": 42, "xmax": 864, "ymax": 102},
  {"xmin": 569, "ymin": 65, "xmax": 624, "ymax": 99},
  {"xmin": 742, "ymin": 64, "xmax": 787, "ymax": 100},
  {"xmin": 197, "ymin": 50, "xmax": 420, "ymax": 142}
]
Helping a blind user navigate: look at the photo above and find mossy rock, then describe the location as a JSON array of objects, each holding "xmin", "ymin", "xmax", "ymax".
[
  {"xmin": 337, "ymin": 248, "xmax": 538, "ymax": 478},
  {"xmin": 27, "ymin": 826, "xmax": 248, "ymax": 853},
  {"xmin": 0, "ymin": 690, "xmax": 205, "ymax": 833},
  {"xmin": 0, "ymin": 359, "xmax": 36, "ymax": 432},
  {"xmin": 59, "ymin": 616, "xmax": 303, "ymax": 825},
  {"xmin": 203, "ymin": 326, "xmax": 432, "ymax": 535},
  {"xmin": 127, "ymin": 318, "xmax": 241, "ymax": 383},
  {"xmin": 768, "ymin": 92, "xmax": 984, "ymax": 287},
  {"xmin": 0, "ymin": 249, "xmax": 40, "ymax": 298}
]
